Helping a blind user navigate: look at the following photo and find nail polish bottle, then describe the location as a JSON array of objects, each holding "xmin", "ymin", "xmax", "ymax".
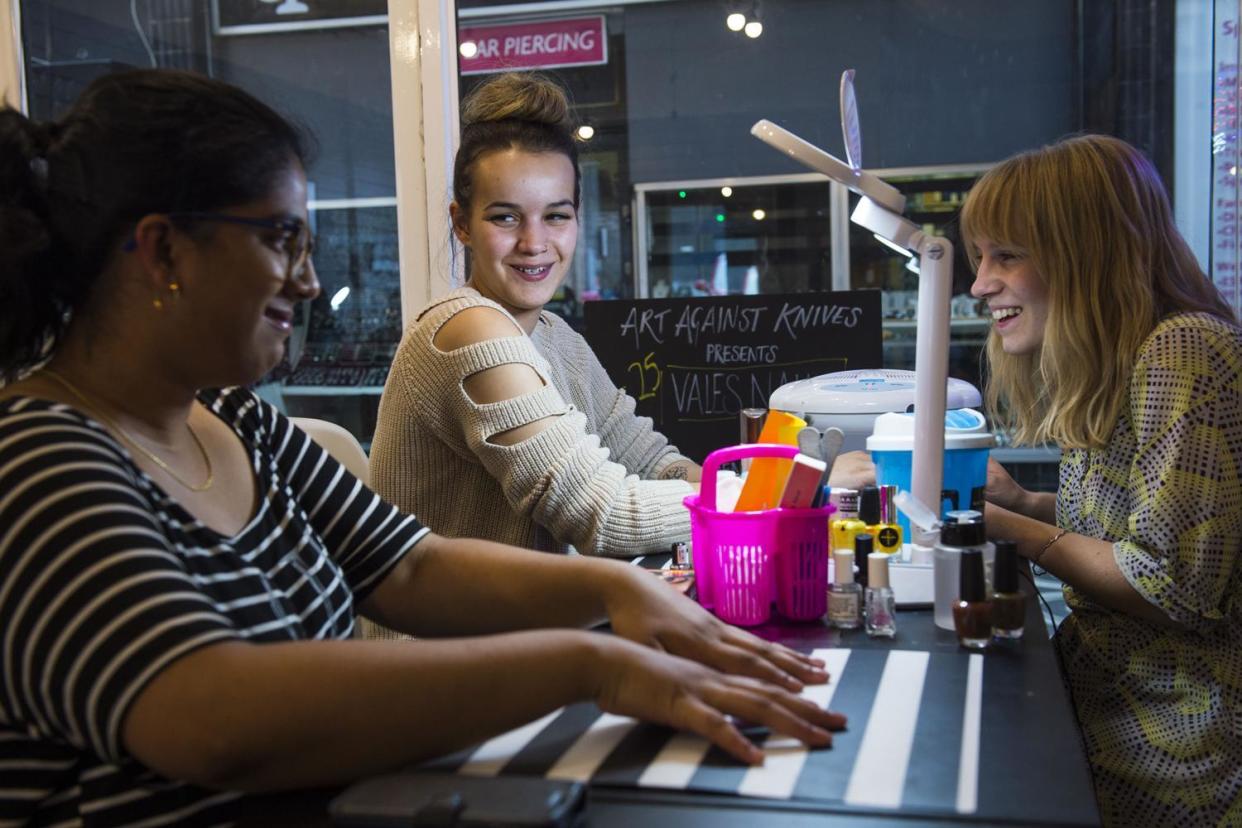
[
  {"xmin": 660, "ymin": 541, "xmax": 694, "ymax": 594},
  {"xmin": 853, "ymin": 532, "xmax": 874, "ymax": 589},
  {"xmin": 865, "ymin": 552, "xmax": 897, "ymax": 638},
  {"xmin": 858, "ymin": 484, "xmax": 882, "ymax": 538},
  {"xmin": 870, "ymin": 485, "xmax": 903, "ymax": 554},
  {"xmin": 830, "ymin": 488, "xmax": 867, "ymax": 558},
  {"xmin": 828, "ymin": 548, "xmax": 862, "ymax": 629},
  {"xmin": 738, "ymin": 407, "xmax": 767, "ymax": 474},
  {"xmin": 953, "ymin": 548, "xmax": 991, "ymax": 650},
  {"xmin": 990, "ymin": 539, "xmax": 1024, "ymax": 640}
]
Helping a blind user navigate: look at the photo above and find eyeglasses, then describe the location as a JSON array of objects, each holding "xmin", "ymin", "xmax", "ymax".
[{"xmin": 123, "ymin": 211, "xmax": 316, "ymax": 280}]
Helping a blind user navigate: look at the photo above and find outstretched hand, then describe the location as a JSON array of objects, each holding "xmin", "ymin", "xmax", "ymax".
[
  {"xmin": 827, "ymin": 450, "xmax": 876, "ymax": 490},
  {"xmin": 589, "ymin": 635, "xmax": 847, "ymax": 765},
  {"xmin": 985, "ymin": 456, "xmax": 1028, "ymax": 513},
  {"xmin": 604, "ymin": 566, "xmax": 830, "ymax": 692}
]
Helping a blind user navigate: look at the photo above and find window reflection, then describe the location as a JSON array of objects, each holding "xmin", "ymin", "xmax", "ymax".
[{"xmin": 21, "ymin": 1, "xmax": 397, "ymax": 446}]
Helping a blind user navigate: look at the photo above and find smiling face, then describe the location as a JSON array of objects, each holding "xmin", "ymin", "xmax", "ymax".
[
  {"xmin": 453, "ymin": 148, "xmax": 578, "ymax": 332},
  {"xmin": 969, "ymin": 239, "xmax": 1050, "ymax": 356},
  {"xmin": 174, "ymin": 162, "xmax": 320, "ymax": 385}
]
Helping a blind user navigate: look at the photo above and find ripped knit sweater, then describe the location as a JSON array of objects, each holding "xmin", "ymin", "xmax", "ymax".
[{"xmin": 369, "ymin": 287, "xmax": 693, "ymax": 557}]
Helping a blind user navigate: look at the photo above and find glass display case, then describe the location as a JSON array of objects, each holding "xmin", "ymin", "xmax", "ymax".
[
  {"xmin": 641, "ymin": 176, "xmax": 834, "ymax": 299},
  {"xmin": 634, "ymin": 166, "xmax": 991, "ymax": 385},
  {"xmin": 277, "ymin": 202, "xmax": 401, "ymax": 444}
]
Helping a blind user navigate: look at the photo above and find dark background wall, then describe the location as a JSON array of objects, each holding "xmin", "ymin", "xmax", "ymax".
[
  {"xmin": 24, "ymin": 1, "xmax": 1176, "ymax": 196},
  {"xmin": 623, "ymin": 0, "xmax": 1078, "ymax": 182},
  {"xmin": 214, "ymin": 29, "xmax": 395, "ymax": 200}
]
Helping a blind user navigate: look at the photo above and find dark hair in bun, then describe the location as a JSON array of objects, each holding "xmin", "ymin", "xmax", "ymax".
[
  {"xmin": 0, "ymin": 68, "xmax": 310, "ymax": 382},
  {"xmin": 453, "ymin": 72, "xmax": 580, "ymax": 214}
]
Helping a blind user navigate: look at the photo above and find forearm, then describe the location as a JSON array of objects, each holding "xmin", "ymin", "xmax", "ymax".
[
  {"xmin": 124, "ymin": 631, "xmax": 604, "ymax": 791},
  {"xmin": 983, "ymin": 503, "xmax": 1174, "ymax": 627},
  {"xmin": 362, "ymin": 533, "xmax": 649, "ymax": 636},
  {"xmin": 1017, "ymin": 490, "xmax": 1057, "ymax": 523},
  {"xmin": 659, "ymin": 457, "xmax": 701, "ymax": 483}
]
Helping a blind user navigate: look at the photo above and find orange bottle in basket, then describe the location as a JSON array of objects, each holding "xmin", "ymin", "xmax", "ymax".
[{"xmin": 733, "ymin": 410, "xmax": 806, "ymax": 512}]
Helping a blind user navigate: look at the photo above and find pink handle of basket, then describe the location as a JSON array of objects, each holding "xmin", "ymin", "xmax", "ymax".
[{"xmin": 700, "ymin": 443, "xmax": 799, "ymax": 512}]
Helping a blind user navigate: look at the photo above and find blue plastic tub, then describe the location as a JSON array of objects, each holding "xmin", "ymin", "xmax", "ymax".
[{"xmin": 867, "ymin": 409, "xmax": 993, "ymax": 539}]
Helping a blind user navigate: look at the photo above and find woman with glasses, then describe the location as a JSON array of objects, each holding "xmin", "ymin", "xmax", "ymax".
[
  {"xmin": 0, "ymin": 69, "xmax": 844, "ymax": 826},
  {"xmin": 962, "ymin": 134, "xmax": 1242, "ymax": 827}
]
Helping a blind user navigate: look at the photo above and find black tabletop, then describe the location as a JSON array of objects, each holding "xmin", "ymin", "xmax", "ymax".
[
  {"xmin": 240, "ymin": 577, "xmax": 1100, "ymax": 827},
  {"xmin": 583, "ymin": 591, "xmax": 1100, "ymax": 826}
]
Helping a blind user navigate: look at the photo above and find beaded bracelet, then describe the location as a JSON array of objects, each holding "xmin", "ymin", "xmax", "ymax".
[{"xmin": 1033, "ymin": 528, "xmax": 1069, "ymax": 568}]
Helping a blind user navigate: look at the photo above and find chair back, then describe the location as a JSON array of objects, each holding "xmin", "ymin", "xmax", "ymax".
[{"xmin": 289, "ymin": 417, "xmax": 369, "ymax": 482}]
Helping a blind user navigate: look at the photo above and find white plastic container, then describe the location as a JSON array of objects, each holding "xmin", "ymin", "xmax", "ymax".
[
  {"xmin": 769, "ymin": 369, "xmax": 982, "ymax": 452},
  {"xmin": 933, "ymin": 511, "xmax": 995, "ymax": 631}
]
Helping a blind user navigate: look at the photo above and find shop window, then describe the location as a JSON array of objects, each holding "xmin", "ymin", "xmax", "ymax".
[{"xmin": 19, "ymin": 0, "xmax": 396, "ymax": 447}]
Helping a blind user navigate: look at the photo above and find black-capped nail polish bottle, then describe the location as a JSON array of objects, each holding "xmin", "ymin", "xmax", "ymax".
[
  {"xmin": 990, "ymin": 539, "xmax": 1024, "ymax": 639},
  {"xmin": 953, "ymin": 548, "xmax": 991, "ymax": 650}
]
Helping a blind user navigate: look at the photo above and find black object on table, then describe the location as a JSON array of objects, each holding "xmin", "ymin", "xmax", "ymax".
[{"xmin": 240, "ymin": 564, "xmax": 1099, "ymax": 827}]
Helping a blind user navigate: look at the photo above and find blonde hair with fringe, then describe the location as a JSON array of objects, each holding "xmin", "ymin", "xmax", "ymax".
[{"xmin": 960, "ymin": 134, "xmax": 1235, "ymax": 450}]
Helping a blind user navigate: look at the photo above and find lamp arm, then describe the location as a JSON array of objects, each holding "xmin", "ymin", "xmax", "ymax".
[{"xmin": 910, "ymin": 234, "xmax": 953, "ymax": 519}]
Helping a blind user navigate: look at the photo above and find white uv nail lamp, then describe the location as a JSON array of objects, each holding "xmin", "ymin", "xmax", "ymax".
[{"xmin": 751, "ymin": 70, "xmax": 954, "ymax": 561}]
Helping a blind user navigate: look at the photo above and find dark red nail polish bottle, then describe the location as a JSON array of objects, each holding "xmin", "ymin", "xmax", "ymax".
[{"xmin": 954, "ymin": 548, "xmax": 991, "ymax": 650}]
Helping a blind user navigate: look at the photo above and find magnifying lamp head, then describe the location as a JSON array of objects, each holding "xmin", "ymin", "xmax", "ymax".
[
  {"xmin": 851, "ymin": 197, "xmax": 923, "ymax": 252},
  {"xmin": 750, "ymin": 119, "xmax": 905, "ymax": 214}
]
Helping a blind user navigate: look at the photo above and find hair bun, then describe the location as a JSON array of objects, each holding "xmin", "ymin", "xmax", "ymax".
[{"xmin": 460, "ymin": 72, "xmax": 573, "ymax": 132}]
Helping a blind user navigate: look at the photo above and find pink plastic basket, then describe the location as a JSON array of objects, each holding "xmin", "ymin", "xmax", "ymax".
[{"xmin": 683, "ymin": 444, "xmax": 834, "ymax": 626}]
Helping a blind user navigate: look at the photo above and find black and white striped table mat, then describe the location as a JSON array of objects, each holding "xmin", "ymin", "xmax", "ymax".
[{"xmin": 427, "ymin": 648, "xmax": 987, "ymax": 817}]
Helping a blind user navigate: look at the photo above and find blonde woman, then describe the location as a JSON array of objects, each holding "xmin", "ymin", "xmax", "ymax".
[{"xmin": 962, "ymin": 134, "xmax": 1242, "ymax": 827}]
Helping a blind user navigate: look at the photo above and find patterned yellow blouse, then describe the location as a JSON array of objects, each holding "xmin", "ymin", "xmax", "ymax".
[{"xmin": 1056, "ymin": 312, "xmax": 1242, "ymax": 828}]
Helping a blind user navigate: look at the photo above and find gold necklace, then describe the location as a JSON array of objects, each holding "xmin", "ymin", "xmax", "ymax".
[{"xmin": 41, "ymin": 368, "xmax": 215, "ymax": 492}]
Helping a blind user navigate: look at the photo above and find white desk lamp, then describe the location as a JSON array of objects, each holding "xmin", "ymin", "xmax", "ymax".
[{"xmin": 750, "ymin": 71, "xmax": 952, "ymax": 552}]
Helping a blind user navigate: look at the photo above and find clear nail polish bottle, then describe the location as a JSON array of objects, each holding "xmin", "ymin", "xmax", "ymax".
[
  {"xmin": 828, "ymin": 548, "xmax": 862, "ymax": 629},
  {"xmin": 865, "ymin": 552, "xmax": 897, "ymax": 638}
]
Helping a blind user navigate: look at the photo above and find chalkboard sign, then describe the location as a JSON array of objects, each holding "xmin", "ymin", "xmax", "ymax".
[{"xmin": 583, "ymin": 292, "xmax": 882, "ymax": 463}]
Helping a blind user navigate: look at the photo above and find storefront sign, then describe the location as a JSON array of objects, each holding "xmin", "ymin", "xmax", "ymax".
[
  {"xmin": 212, "ymin": 0, "xmax": 386, "ymax": 36},
  {"xmin": 459, "ymin": 17, "xmax": 608, "ymax": 76}
]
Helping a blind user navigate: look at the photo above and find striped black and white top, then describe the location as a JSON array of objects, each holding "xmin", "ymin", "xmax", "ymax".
[{"xmin": 0, "ymin": 387, "xmax": 429, "ymax": 827}]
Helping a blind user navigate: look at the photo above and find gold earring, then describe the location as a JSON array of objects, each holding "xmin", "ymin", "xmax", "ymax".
[
  {"xmin": 168, "ymin": 281, "xmax": 180, "ymax": 295},
  {"xmin": 153, "ymin": 296, "xmax": 163, "ymax": 310}
]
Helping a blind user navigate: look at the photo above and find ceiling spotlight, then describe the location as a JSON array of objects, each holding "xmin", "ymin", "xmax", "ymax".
[
  {"xmin": 459, "ymin": 40, "xmax": 478, "ymax": 58},
  {"xmin": 752, "ymin": 208, "xmax": 766, "ymax": 220},
  {"xmin": 576, "ymin": 124, "xmax": 596, "ymax": 140},
  {"xmin": 726, "ymin": 12, "xmax": 746, "ymax": 31},
  {"xmin": 744, "ymin": 20, "xmax": 763, "ymax": 38},
  {"xmin": 721, "ymin": 186, "xmax": 733, "ymax": 197}
]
